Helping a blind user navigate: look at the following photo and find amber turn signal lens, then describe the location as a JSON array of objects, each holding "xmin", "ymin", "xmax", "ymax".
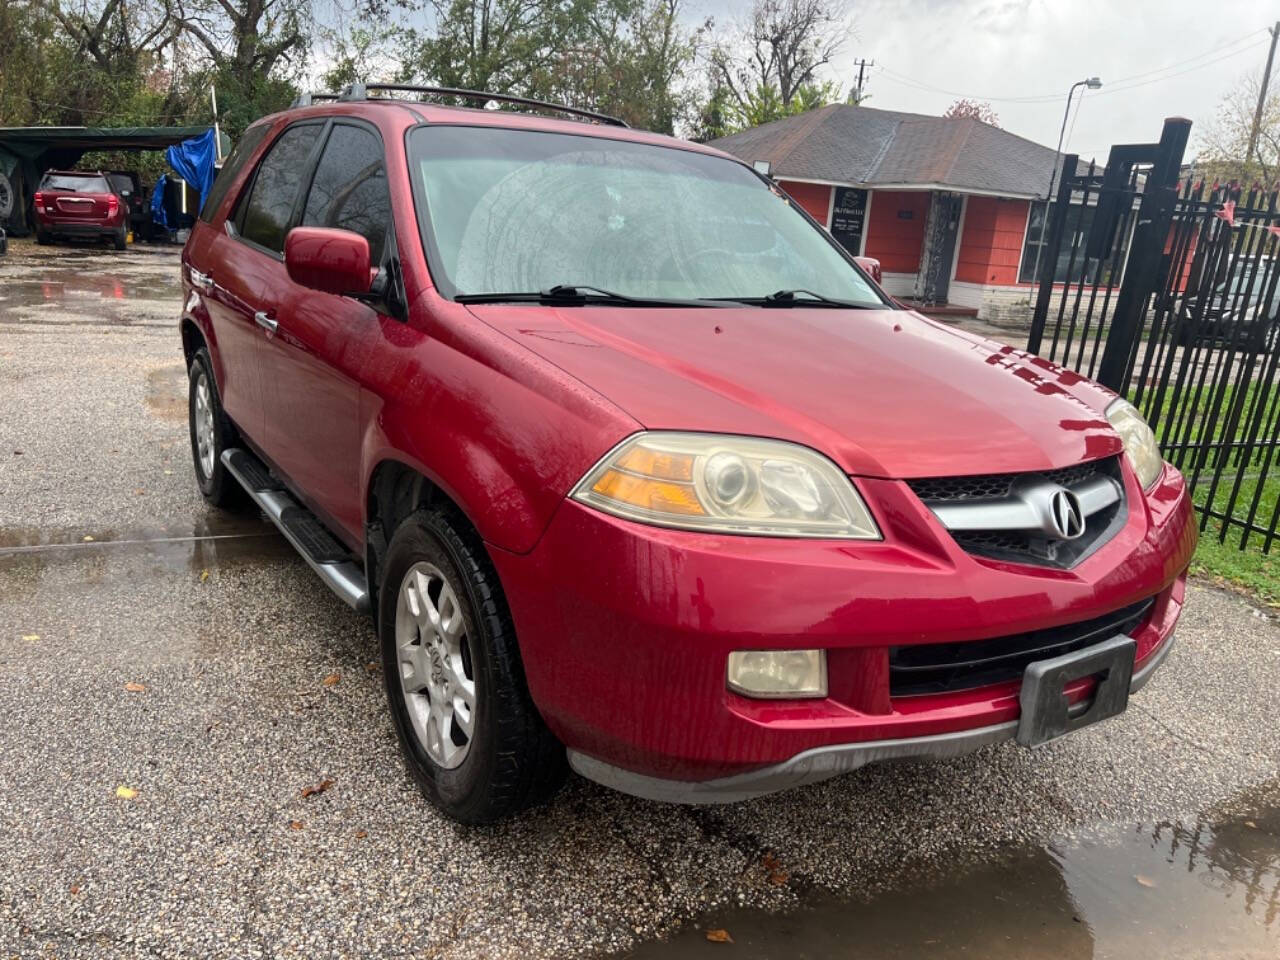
[{"xmin": 590, "ymin": 469, "xmax": 706, "ymax": 515}]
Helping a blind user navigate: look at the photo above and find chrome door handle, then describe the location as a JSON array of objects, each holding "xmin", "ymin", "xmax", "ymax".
[
  {"xmin": 254, "ymin": 311, "xmax": 278, "ymax": 333},
  {"xmin": 189, "ymin": 267, "xmax": 214, "ymax": 292}
]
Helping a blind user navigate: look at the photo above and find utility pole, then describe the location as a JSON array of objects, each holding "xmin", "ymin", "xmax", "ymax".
[
  {"xmin": 1246, "ymin": 21, "xmax": 1280, "ymax": 172},
  {"xmin": 852, "ymin": 59, "xmax": 874, "ymax": 103}
]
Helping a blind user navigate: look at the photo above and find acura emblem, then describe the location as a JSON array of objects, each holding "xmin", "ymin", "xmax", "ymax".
[{"xmin": 1048, "ymin": 488, "xmax": 1085, "ymax": 540}]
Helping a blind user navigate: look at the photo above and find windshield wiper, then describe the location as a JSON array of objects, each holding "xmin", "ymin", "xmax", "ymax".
[
  {"xmin": 455, "ymin": 284, "xmax": 729, "ymax": 307},
  {"xmin": 762, "ymin": 289, "xmax": 878, "ymax": 308}
]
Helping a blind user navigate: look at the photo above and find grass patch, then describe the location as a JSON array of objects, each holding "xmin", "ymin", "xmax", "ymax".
[
  {"xmin": 1131, "ymin": 379, "xmax": 1280, "ymax": 606},
  {"xmin": 1191, "ymin": 534, "xmax": 1280, "ymax": 607}
]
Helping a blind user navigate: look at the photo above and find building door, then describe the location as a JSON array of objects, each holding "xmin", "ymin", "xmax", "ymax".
[{"xmin": 920, "ymin": 192, "xmax": 963, "ymax": 304}]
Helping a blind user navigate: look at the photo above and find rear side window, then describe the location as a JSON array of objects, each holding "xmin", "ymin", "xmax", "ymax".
[
  {"xmin": 200, "ymin": 123, "xmax": 270, "ymax": 223},
  {"xmin": 301, "ymin": 124, "xmax": 391, "ymax": 264},
  {"xmin": 237, "ymin": 124, "xmax": 321, "ymax": 252},
  {"xmin": 40, "ymin": 174, "xmax": 109, "ymax": 193}
]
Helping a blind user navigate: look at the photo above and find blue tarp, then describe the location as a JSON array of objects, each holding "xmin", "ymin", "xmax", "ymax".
[
  {"xmin": 165, "ymin": 128, "xmax": 218, "ymax": 209},
  {"xmin": 151, "ymin": 175, "xmax": 169, "ymax": 229}
]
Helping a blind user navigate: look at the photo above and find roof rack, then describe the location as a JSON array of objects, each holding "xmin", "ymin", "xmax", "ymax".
[
  {"xmin": 295, "ymin": 82, "xmax": 627, "ymax": 127},
  {"xmin": 290, "ymin": 92, "xmax": 341, "ymax": 108}
]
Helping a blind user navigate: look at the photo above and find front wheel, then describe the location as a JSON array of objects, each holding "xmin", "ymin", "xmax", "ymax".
[
  {"xmin": 112, "ymin": 224, "xmax": 127, "ymax": 251},
  {"xmin": 379, "ymin": 509, "xmax": 565, "ymax": 823}
]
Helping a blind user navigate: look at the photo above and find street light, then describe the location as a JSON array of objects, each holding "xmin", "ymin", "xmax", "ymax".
[{"xmin": 1030, "ymin": 77, "xmax": 1103, "ymax": 288}]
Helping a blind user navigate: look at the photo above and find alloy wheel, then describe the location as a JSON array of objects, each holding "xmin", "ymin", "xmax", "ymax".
[
  {"xmin": 395, "ymin": 561, "xmax": 477, "ymax": 769},
  {"xmin": 193, "ymin": 370, "xmax": 216, "ymax": 479}
]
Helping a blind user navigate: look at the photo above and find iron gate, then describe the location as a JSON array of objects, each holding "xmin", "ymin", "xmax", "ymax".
[{"xmin": 1027, "ymin": 119, "xmax": 1280, "ymax": 554}]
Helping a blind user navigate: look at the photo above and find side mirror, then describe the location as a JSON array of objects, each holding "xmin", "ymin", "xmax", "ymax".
[{"xmin": 285, "ymin": 227, "xmax": 373, "ymax": 298}]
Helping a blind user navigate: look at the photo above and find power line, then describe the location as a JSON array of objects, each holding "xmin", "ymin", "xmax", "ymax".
[{"xmin": 875, "ymin": 29, "xmax": 1269, "ymax": 106}]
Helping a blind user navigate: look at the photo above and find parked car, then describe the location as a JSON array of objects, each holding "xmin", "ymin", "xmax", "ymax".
[
  {"xmin": 34, "ymin": 170, "xmax": 128, "ymax": 249},
  {"xmin": 180, "ymin": 87, "xmax": 1195, "ymax": 823},
  {"xmin": 107, "ymin": 170, "xmax": 149, "ymax": 238},
  {"xmin": 1176, "ymin": 266, "xmax": 1280, "ymax": 354}
]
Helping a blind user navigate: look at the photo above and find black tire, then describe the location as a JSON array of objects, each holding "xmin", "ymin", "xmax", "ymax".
[
  {"xmin": 187, "ymin": 348, "xmax": 248, "ymax": 509},
  {"xmin": 112, "ymin": 224, "xmax": 127, "ymax": 251},
  {"xmin": 379, "ymin": 508, "xmax": 565, "ymax": 823},
  {"xmin": 35, "ymin": 230, "xmax": 51, "ymax": 245}
]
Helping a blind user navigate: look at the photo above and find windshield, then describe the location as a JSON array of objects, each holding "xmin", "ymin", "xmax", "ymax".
[
  {"xmin": 41, "ymin": 173, "xmax": 109, "ymax": 193},
  {"xmin": 408, "ymin": 126, "xmax": 885, "ymax": 306}
]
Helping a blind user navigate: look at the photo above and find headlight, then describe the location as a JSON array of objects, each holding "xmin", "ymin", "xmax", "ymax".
[
  {"xmin": 571, "ymin": 432, "xmax": 880, "ymax": 539},
  {"xmin": 1106, "ymin": 399, "xmax": 1163, "ymax": 490}
]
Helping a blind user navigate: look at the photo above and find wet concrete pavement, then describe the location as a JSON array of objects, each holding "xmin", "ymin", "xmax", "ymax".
[{"xmin": 2, "ymin": 240, "xmax": 1280, "ymax": 959}]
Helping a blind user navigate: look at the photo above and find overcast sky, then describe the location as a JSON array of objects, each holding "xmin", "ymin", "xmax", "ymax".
[{"xmin": 690, "ymin": 0, "xmax": 1276, "ymax": 162}]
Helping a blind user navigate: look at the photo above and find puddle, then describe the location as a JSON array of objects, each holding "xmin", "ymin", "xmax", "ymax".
[
  {"xmin": 627, "ymin": 779, "xmax": 1280, "ymax": 959},
  {"xmin": 0, "ymin": 517, "xmax": 296, "ymax": 593},
  {"xmin": 146, "ymin": 364, "xmax": 189, "ymax": 419}
]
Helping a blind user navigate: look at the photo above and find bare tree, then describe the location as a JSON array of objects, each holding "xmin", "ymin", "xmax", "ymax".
[
  {"xmin": 47, "ymin": 0, "xmax": 174, "ymax": 70},
  {"xmin": 943, "ymin": 98, "xmax": 999, "ymax": 127},
  {"xmin": 710, "ymin": 0, "xmax": 850, "ymax": 113},
  {"xmin": 1198, "ymin": 69, "xmax": 1280, "ymax": 185},
  {"xmin": 167, "ymin": 0, "xmax": 309, "ymax": 78}
]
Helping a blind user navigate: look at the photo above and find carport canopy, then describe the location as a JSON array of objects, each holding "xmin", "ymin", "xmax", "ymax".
[{"xmin": 0, "ymin": 125, "xmax": 228, "ymax": 235}]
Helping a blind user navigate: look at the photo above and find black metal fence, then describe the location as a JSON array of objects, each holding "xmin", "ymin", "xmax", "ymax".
[{"xmin": 1027, "ymin": 119, "xmax": 1280, "ymax": 554}]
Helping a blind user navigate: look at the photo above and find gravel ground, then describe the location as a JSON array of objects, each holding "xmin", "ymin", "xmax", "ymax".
[{"xmin": 1, "ymin": 241, "xmax": 1278, "ymax": 959}]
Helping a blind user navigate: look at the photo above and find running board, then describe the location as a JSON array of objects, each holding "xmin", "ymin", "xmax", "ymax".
[{"xmin": 221, "ymin": 449, "xmax": 370, "ymax": 613}]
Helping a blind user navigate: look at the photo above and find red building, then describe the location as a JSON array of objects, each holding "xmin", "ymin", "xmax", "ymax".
[{"xmin": 710, "ymin": 104, "xmax": 1091, "ymax": 322}]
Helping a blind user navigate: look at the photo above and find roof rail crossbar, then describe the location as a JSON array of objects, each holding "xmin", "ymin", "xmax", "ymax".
[
  {"xmin": 291, "ymin": 91, "xmax": 342, "ymax": 108},
  {"xmin": 336, "ymin": 82, "xmax": 628, "ymax": 127}
]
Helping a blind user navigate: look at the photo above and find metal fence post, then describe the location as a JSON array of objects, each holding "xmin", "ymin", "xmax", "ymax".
[
  {"xmin": 1095, "ymin": 118, "xmax": 1191, "ymax": 391},
  {"xmin": 1026, "ymin": 155, "xmax": 1078, "ymax": 356}
]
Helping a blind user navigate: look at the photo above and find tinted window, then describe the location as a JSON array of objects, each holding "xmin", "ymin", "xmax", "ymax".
[
  {"xmin": 200, "ymin": 123, "xmax": 270, "ymax": 223},
  {"xmin": 107, "ymin": 174, "xmax": 133, "ymax": 195},
  {"xmin": 40, "ymin": 174, "xmax": 109, "ymax": 193},
  {"xmin": 238, "ymin": 124, "xmax": 321, "ymax": 252},
  {"xmin": 301, "ymin": 124, "xmax": 391, "ymax": 264}
]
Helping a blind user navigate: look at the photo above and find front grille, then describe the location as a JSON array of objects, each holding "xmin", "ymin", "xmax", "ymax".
[
  {"xmin": 889, "ymin": 598, "xmax": 1154, "ymax": 696},
  {"xmin": 908, "ymin": 459, "xmax": 1104, "ymax": 503},
  {"xmin": 908, "ymin": 456, "xmax": 1125, "ymax": 568}
]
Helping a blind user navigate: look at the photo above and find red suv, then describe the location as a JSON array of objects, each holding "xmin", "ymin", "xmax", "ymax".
[
  {"xmin": 34, "ymin": 170, "xmax": 129, "ymax": 249},
  {"xmin": 180, "ymin": 85, "xmax": 1195, "ymax": 822}
]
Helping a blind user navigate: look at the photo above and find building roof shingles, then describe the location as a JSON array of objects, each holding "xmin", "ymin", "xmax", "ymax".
[{"xmin": 709, "ymin": 104, "xmax": 1070, "ymax": 199}]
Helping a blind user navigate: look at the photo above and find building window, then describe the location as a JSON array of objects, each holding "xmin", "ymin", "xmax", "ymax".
[{"xmin": 1018, "ymin": 200, "xmax": 1130, "ymax": 285}]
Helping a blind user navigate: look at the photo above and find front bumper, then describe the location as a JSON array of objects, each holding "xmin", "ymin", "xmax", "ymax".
[
  {"xmin": 567, "ymin": 631, "xmax": 1177, "ymax": 802},
  {"xmin": 491, "ymin": 459, "xmax": 1195, "ymax": 794}
]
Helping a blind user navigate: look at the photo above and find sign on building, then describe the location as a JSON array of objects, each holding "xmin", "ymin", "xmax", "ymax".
[{"xmin": 830, "ymin": 187, "xmax": 868, "ymax": 254}]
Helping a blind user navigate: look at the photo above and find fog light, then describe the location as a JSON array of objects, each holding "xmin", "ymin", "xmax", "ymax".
[{"xmin": 727, "ymin": 650, "xmax": 827, "ymax": 699}]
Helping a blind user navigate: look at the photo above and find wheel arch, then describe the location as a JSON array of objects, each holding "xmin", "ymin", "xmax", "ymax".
[{"xmin": 364, "ymin": 457, "xmax": 484, "ymax": 615}]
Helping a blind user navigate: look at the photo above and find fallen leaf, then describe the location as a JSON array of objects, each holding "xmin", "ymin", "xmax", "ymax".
[
  {"xmin": 82, "ymin": 535, "xmax": 95, "ymax": 542},
  {"xmin": 115, "ymin": 785, "xmax": 137, "ymax": 800},
  {"xmin": 1245, "ymin": 820, "xmax": 1258, "ymax": 829},
  {"xmin": 21, "ymin": 634, "xmax": 39, "ymax": 642},
  {"xmin": 1135, "ymin": 874, "xmax": 1157, "ymax": 888},
  {"xmin": 124, "ymin": 682, "xmax": 146, "ymax": 693},
  {"xmin": 288, "ymin": 820, "xmax": 304, "ymax": 830},
  {"xmin": 301, "ymin": 778, "xmax": 335, "ymax": 799},
  {"xmin": 163, "ymin": 469, "xmax": 173, "ymax": 476},
  {"xmin": 200, "ymin": 569, "xmax": 209, "ymax": 582},
  {"xmin": 69, "ymin": 883, "xmax": 82, "ymax": 895},
  {"xmin": 322, "ymin": 672, "xmax": 340, "ymax": 687},
  {"xmin": 354, "ymin": 829, "xmax": 368, "ymax": 839},
  {"xmin": 705, "ymin": 929, "xmax": 733, "ymax": 944},
  {"xmin": 134, "ymin": 488, "xmax": 146, "ymax": 496},
  {"xmin": 12, "ymin": 450, "xmax": 22, "ymax": 455},
  {"xmin": 365, "ymin": 661, "xmax": 378, "ymax": 673},
  {"xmin": 762, "ymin": 852, "xmax": 788, "ymax": 886}
]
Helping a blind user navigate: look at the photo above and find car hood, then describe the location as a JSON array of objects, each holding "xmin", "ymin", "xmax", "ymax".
[{"xmin": 464, "ymin": 304, "xmax": 1123, "ymax": 478}]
